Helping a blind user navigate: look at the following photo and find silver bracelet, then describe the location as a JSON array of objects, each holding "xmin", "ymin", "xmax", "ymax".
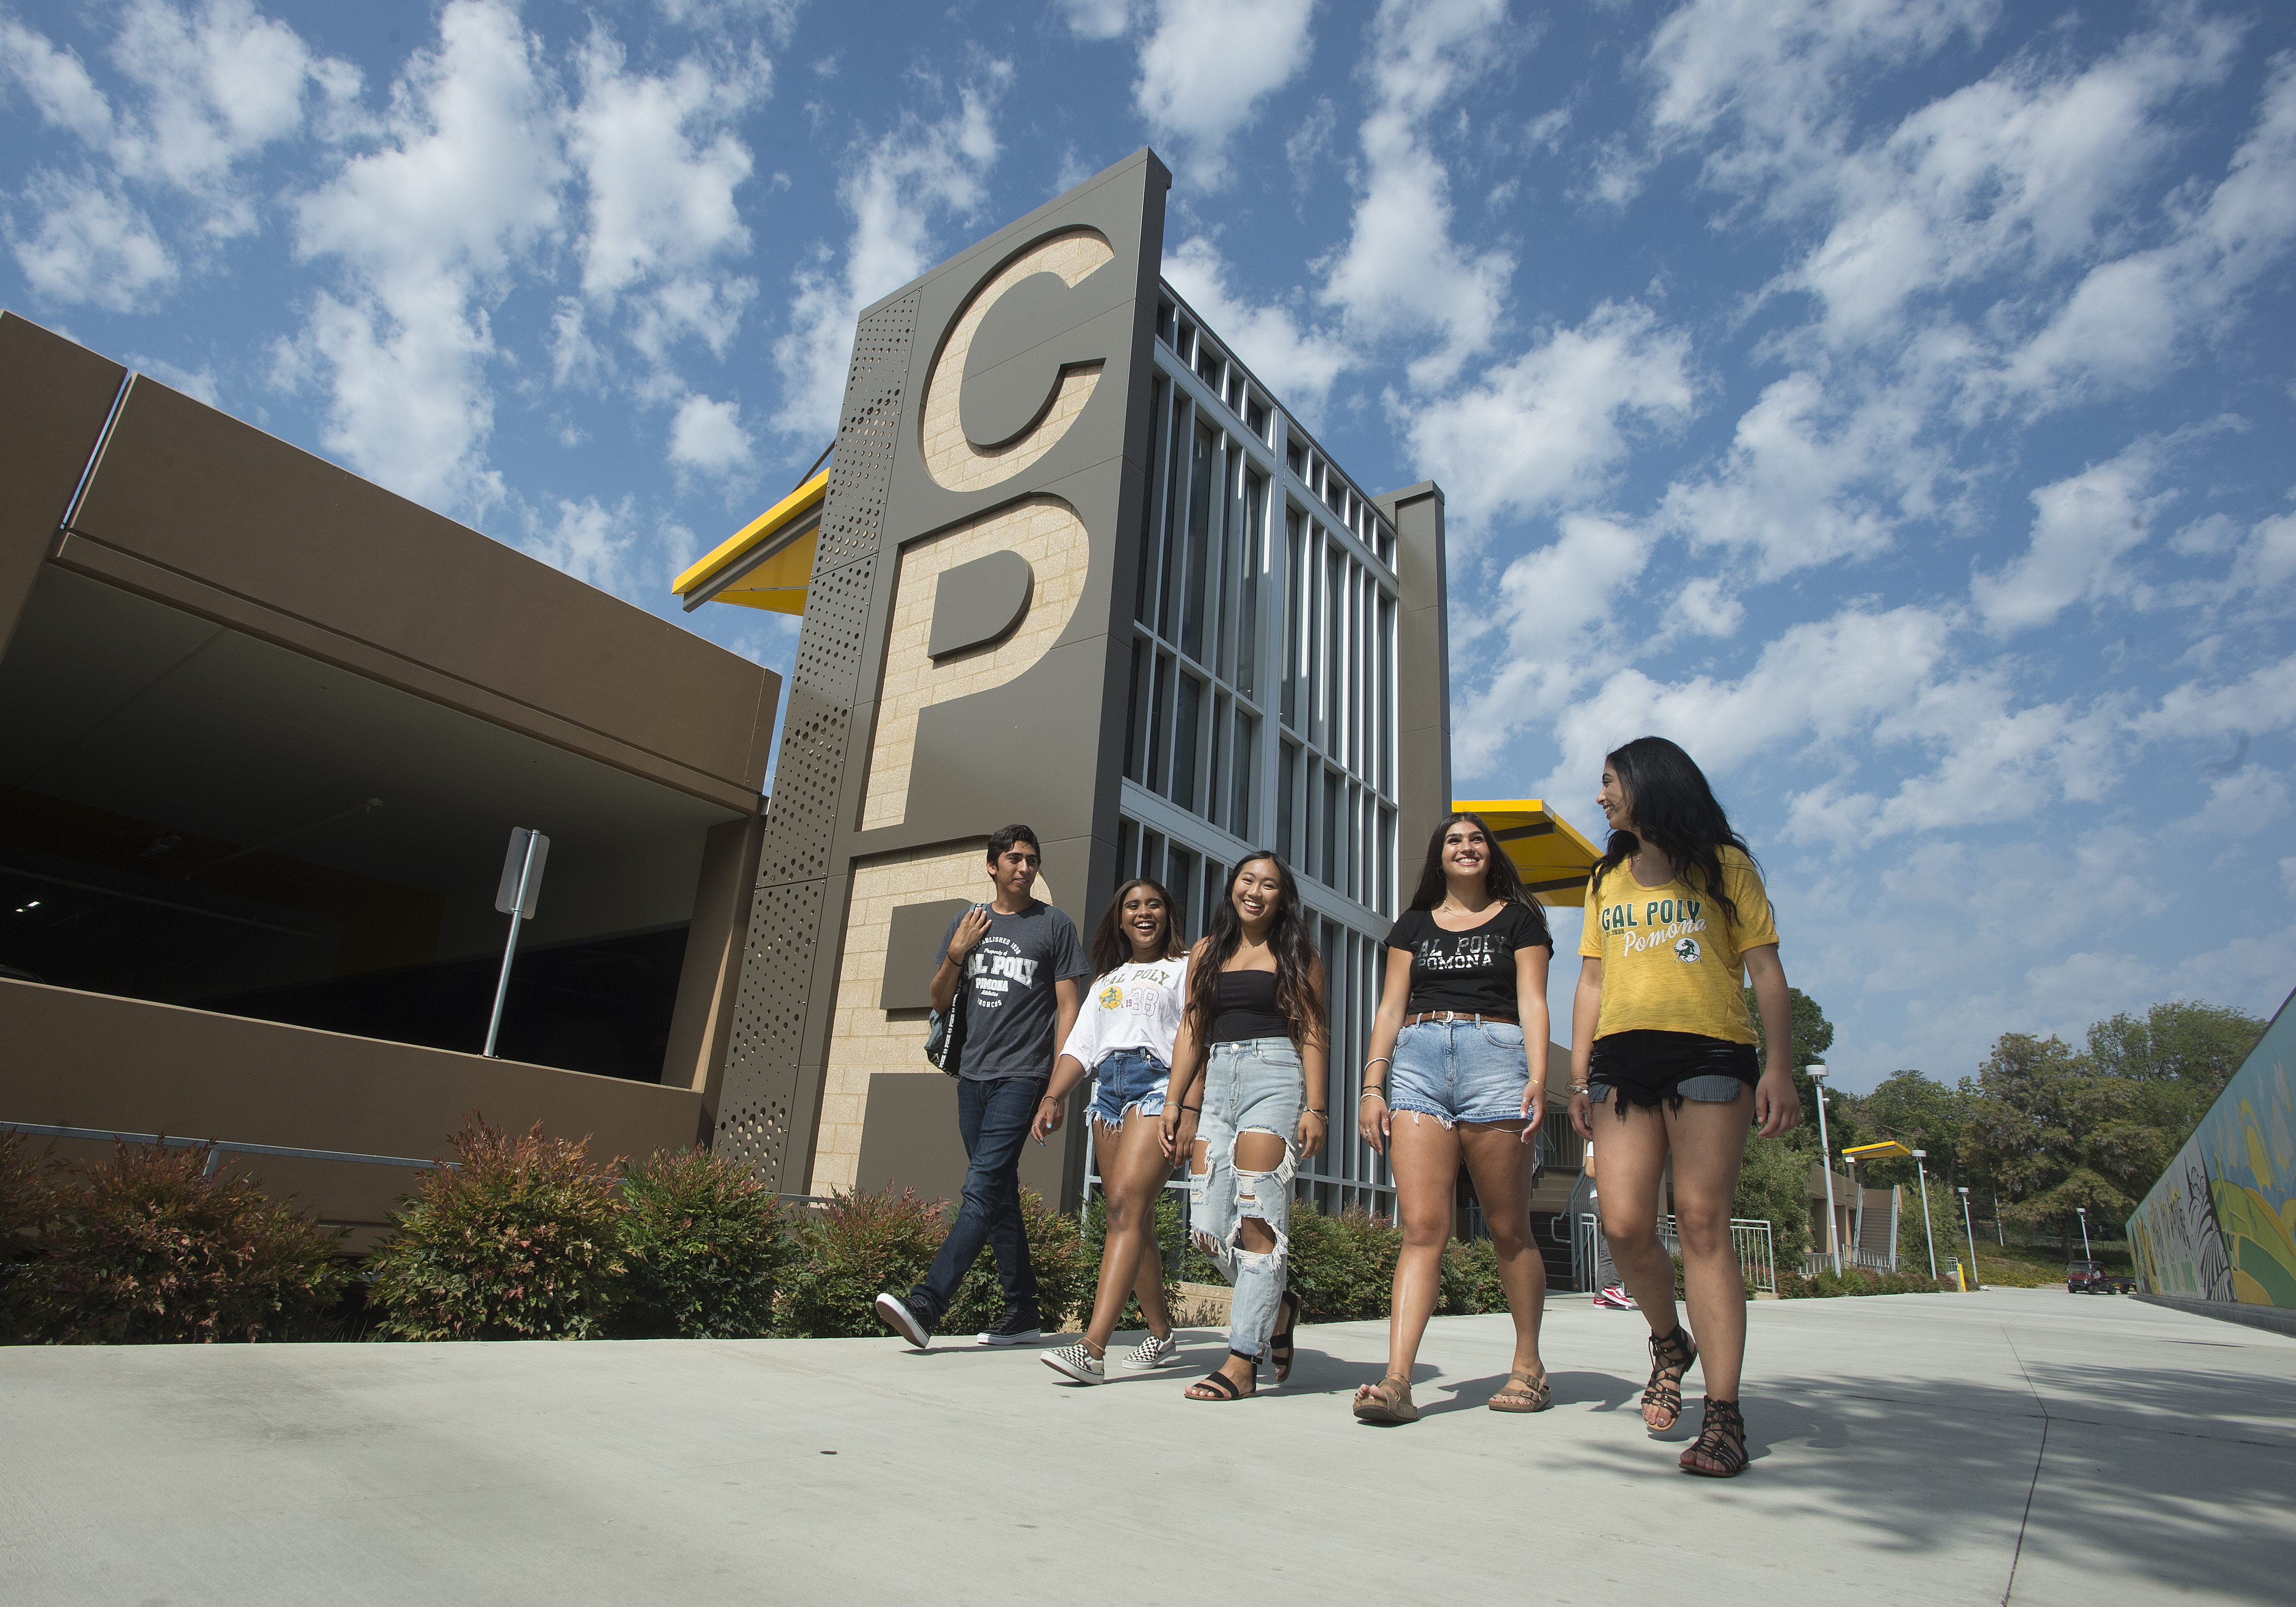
[
  {"xmin": 1359, "ymin": 1088, "xmax": 1387, "ymax": 1102},
  {"xmin": 1364, "ymin": 1056, "xmax": 1391, "ymax": 1072}
]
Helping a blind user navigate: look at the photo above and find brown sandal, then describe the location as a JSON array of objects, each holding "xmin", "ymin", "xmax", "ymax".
[
  {"xmin": 1642, "ymin": 1325, "xmax": 1696, "ymax": 1432},
  {"xmin": 1352, "ymin": 1374, "xmax": 1417, "ymax": 1424},
  {"xmin": 1488, "ymin": 1368, "xmax": 1553, "ymax": 1412}
]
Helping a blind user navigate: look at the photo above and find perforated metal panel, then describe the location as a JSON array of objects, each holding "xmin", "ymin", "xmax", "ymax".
[{"xmin": 716, "ymin": 292, "xmax": 917, "ymax": 1189}]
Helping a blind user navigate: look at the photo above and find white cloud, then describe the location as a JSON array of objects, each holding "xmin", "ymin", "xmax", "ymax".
[
  {"xmin": 1161, "ymin": 234, "xmax": 1349, "ymax": 414},
  {"xmin": 772, "ymin": 67, "xmax": 1011, "ymax": 442},
  {"xmin": 286, "ymin": 0, "xmax": 565, "ymax": 514},
  {"xmin": 1972, "ymin": 442, "xmax": 2166, "ymax": 635},
  {"xmin": 6, "ymin": 169, "xmax": 174, "ymax": 309},
  {"xmin": 1400, "ymin": 300, "xmax": 1693, "ymax": 538},
  {"xmin": 566, "ymin": 32, "xmax": 765, "ymax": 364},
  {"xmin": 2130, "ymin": 654, "xmax": 2296, "ymax": 745},
  {"xmin": 1058, "ymin": 0, "xmax": 1134, "ymax": 42},
  {"xmin": 1133, "ymin": 0, "xmax": 1314, "ymax": 189},
  {"xmin": 521, "ymin": 494, "xmax": 637, "ymax": 594},
  {"xmin": 669, "ymin": 392, "xmax": 755, "ymax": 476},
  {"xmin": 2230, "ymin": 508, "xmax": 2296, "ymax": 593},
  {"xmin": 2168, "ymin": 765, "xmax": 2291, "ymax": 843},
  {"xmin": 1318, "ymin": 0, "xmax": 1515, "ymax": 385},
  {"xmin": 0, "ymin": 18, "xmax": 117, "ymax": 146}
]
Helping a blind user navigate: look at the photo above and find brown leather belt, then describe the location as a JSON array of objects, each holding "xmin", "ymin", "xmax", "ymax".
[{"xmin": 1401, "ymin": 1010, "xmax": 1517, "ymax": 1028}]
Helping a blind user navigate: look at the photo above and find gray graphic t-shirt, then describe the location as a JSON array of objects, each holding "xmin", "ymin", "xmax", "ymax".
[{"xmin": 931, "ymin": 900, "xmax": 1089, "ymax": 1081}]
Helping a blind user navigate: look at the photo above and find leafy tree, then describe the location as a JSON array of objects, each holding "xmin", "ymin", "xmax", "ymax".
[
  {"xmin": 2085, "ymin": 1000, "xmax": 2264, "ymax": 1145},
  {"xmin": 1960, "ymin": 1033, "xmax": 2186, "ymax": 1243},
  {"xmin": 1854, "ymin": 1069, "xmax": 1972, "ymax": 1188},
  {"xmin": 1744, "ymin": 984, "xmax": 1838, "ymax": 1149}
]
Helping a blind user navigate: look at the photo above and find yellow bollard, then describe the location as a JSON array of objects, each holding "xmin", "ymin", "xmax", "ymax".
[{"xmin": 1952, "ymin": 1260, "xmax": 1966, "ymax": 1292}]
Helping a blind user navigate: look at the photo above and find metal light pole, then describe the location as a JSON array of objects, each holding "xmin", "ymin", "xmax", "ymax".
[
  {"xmin": 1846, "ymin": 1152, "xmax": 1861, "ymax": 1269},
  {"xmin": 1958, "ymin": 1185, "xmax": 1980, "ymax": 1292},
  {"xmin": 483, "ymin": 827, "xmax": 549, "ymax": 1059},
  {"xmin": 1810, "ymin": 1065, "xmax": 1840, "ymax": 1276},
  {"xmin": 1913, "ymin": 1148, "xmax": 1938, "ymax": 1280},
  {"xmin": 2077, "ymin": 1207, "xmax": 2091, "ymax": 1261}
]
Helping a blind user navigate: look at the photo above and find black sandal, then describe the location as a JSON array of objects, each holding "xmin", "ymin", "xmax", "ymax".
[
  {"xmin": 1642, "ymin": 1324, "xmax": 1696, "ymax": 1432},
  {"xmin": 1270, "ymin": 1291, "xmax": 1301, "ymax": 1384},
  {"xmin": 1680, "ymin": 1398, "xmax": 1747, "ymax": 1476},
  {"xmin": 1185, "ymin": 1352, "xmax": 1258, "ymax": 1401}
]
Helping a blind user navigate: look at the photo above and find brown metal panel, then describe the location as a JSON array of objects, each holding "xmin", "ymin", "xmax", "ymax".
[
  {"xmin": 1377, "ymin": 481, "xmax": 1451, "ymax": 863},
  {"xmin": 65, "ymin": 374, "xmax": 773, "ymax": 794},
  {"xmin": 661, "ymin": 812, "xmax": 766, "ymax": 1108},
  {"xmin": 852, "ymin": 1070, "xmax": 1067, "ymax": 1206},
  {"xmin": 0, "ymin": 313, "xmax": 126, "ymax": 651},
  {"xmin": 0, "ymin": 976, "xmax": 706, "ymax": 1227}
]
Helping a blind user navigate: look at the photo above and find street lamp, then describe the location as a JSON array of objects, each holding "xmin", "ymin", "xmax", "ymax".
[
  {"xmin": 2077, "ymin": 1206, "xmax": 2091, "ymax": 1262},
  {"xmin": 1912, "ymin": 1149, "xmax": 1938, "ymax": 1281},
  {"xmin": 1958, "ymin": 1185, "xmax": 1980, "ymax": 1292},
  {"xmin": 1810, "ymin": 1065, "xmax": 1840, "ymax": 1277}
]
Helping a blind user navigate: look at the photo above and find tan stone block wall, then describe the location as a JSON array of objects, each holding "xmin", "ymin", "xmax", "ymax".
[
  {"xmin": 860, "ymin": 494, "xmax": 1091, "ymax": 829},
  {"xmin": 807, "ymin": 844, "xmax": 1058, "ymax": 1195},
  {"xmin": 921, "ymin": 229, "xmax": 1115, "ymax": 493}
]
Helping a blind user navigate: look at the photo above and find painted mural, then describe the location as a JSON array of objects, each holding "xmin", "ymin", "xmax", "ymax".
[{"xmin": 2129, "ymin": 987, "xmax": 2296, "ymax": 1309}]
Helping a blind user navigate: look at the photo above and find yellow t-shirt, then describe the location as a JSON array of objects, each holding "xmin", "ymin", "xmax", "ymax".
[{"xmin": 1577, "ymin": 846, "xmax": 1779, "ymax": 1044}]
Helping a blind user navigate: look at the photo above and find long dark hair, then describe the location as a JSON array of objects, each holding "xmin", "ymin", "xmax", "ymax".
[
  {"xmin": 1409, "ymin": 811, "xmax": 1551, "ymax": 940},
  {"xmin": 1590, "ymin": 736, "xmax": 1758, "ymax": 929},
  {"xmin": 1184, "ymin": 852, "xmax": 1325, "ymax": 1049},
  {"xmin": 1087, "ymin": 878, "xmax": 1185, "ymax": 975}
]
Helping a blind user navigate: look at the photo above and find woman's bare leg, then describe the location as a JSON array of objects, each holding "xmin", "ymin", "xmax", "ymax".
[
  {"xmin": 1085, "ymin": 1110, "xmax": 1179, "ymax": 1353},
  {"xmin": 1663, "ymin": 1089, "xmax": 1755, "ymax": 1399},
  {"xmin": 1592, "ymin": 1101, "xmax": 1680, "ymax": 1337},
  {"xmin": 1458, "ymin": 1123, "xmax": 1546, "ymax": 1379},
  {"xmin": 1380, "ymin": 1113, "xmax": 1463, "ymax": 1381}
]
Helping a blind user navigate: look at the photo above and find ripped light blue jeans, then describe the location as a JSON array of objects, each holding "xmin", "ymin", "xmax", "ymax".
[{"xmin": 1188, "ymin": 1037, "xmax": 1302, "ymax": 1361}]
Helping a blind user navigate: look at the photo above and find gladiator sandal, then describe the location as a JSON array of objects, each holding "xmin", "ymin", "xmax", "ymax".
[
  {"xmin": 1679, "ymin": 1398, "xmax": 1747, "ymax": 1477},
  {"xmin": 1641, "ymin": 1324, "xmax": 1697, "ymax": 1432}
]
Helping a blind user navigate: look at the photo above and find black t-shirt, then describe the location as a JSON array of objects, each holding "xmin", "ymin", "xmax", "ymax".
[
  {"xmin": 931, "ymin": 901, "xmax": 1089, "ymax": 1081},
  {"xmin": 1382, "ymin": 901, "xmax": 1553, "ymax": 1018}
]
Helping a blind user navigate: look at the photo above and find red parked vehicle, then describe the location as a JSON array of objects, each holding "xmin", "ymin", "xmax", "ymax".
[{"xmin": 2067, "ymin": 1260, "xmax": 2135, "ymax": 1294}]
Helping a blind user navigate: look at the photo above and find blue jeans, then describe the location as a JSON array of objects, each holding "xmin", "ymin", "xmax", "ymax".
[
  {"xmin": 1188, "ymin": 1038, "xmax": 1302, "ymax": 1360},
  {"xmin": 911, "ymin": 1073, "xmax": 1047, "ymax": 1325},
  {"xmin": 1387, "ymin": 1018, "xmax": 1531, "ymax": 1127},
  {"xmin": 1087, "ymin": 1048, "xmax": 1170, "ymax": 1131}
]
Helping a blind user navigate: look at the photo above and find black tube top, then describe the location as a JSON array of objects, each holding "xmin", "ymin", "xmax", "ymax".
[{"xmin": 1210, "ymin": 969, "xmax": 1288, "ymax": 1044}]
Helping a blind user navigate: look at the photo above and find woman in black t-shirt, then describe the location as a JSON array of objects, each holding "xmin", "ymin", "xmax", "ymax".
[{"xmin": 1351, "ymin": 812, "xmax": 1555, "ymax": 1424}]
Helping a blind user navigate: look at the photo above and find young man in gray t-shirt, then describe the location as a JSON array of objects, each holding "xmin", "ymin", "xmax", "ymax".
[{"xmin": 874, "ymin": 825, "xmax": 1087, "ymax": 1348}]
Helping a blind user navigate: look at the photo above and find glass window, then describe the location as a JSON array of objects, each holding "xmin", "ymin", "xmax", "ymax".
[
  {"xmin": 1156, "ymin": 395, "xmax": 1187, "ymax": 641},
  {"xmin": 1285, "ymin": 440, "xmax": 1303, "ymax": 477},
  {"xmin": 1209, "ymin": 693, "xmax": 1231, "ymax": 831},
  {"xmin": 1142, "ymin": 827, "xmax": 1165, "ymax": 887},
  {"xmin": 1247, "ymin": 398, "xmax": 1268, "ymax": 440},
  {"xmin": 1231, "ymin": 711, "xmax": 1256, "ymax": 842},
  {"xmin": 1239, "ymin": 470, "xmax": 1263, "ymax": 699},
  {"xmin": 1168, "ymin": 846, "xmax": 1196, "ymax": 938},
  {"xmin": 1118, "ymin": 816, "xmax": 1138, "ymax": 881},
  {"xmin": 1280, "ymin": 507, "xmax": 1303, "ymax": 729},
  {"xmin": 1122, "ymin": 637, "xmax": 1144, "ymax": 783},
  {"xmin": 1322, "ymin": 544, "xmax": 1341, "ymax": 757},
  {"xmin": 1378, "ymin": 595, "xmax": 1393, "ymax": 794},
  {"xmin": 1135, "ymin": 378, "xmax": 1169, "ymax": 627},
  {"xmin": 1182, "ymin": 424, "xmax": 1214, "ymax": 662},
  {"xmin": 1172, "ymin": 672, "xmax": 1202, "ymax": 810},
  {"xmin": 1322, "ymin": 769, "xmax": 1341, "ymax": 891},
  {"xmin": 1215, "ymin": 444, "xmax": 1238, "ymax": 683},
  {"xmin": 1157, "ymin": 302, "xmax": 1175, "ymax": 345},
  {"xmin": 1204, "ymin": 858, "xmax": 1226, "ymax": 940},
  {"xmin": 1175, "ymin": 319, "xmax": 1195, "ymax": 363},
  {"xmin": 1378, "ymin": 805, "xmax": 1395, "ymax": 917},
  {"xmin": 1277, "ymin": 741, "xmax": 1297, "ymax": 865},
  {"xmin": 1147, "ymin": 651, "xmax": 1171, "ymax": 794}
]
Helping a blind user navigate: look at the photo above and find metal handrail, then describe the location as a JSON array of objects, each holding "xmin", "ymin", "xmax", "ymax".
[{"xmin": 2, "ymin": 1121, "xmax": 455, "ymax": 1173}]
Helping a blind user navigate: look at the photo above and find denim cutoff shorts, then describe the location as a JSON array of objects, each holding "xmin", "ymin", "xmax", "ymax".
[
  {"xmin": 1087, "ymin": 1047, "xmax": 1170, "ymax": 1131},
  {"xmin": 1588, "ymin": 1075, "xmax": 1745, "ymax": 1104},
  {"xmin": 1388, "ymin": 1017, "xmax": 1532, "ymax": 1127}
]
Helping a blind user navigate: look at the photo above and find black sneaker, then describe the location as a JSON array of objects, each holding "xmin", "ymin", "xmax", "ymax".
[
  {"xmin": 874, "ymin": 1291, "xmax": 934, "ymax": 1349},
  {"xmin": 975, "ymin": 1310, "xmax": 1043, "ymax": 1346}
]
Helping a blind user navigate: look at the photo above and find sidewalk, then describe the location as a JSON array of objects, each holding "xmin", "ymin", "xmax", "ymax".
[{"xmin": 3, "ymin": 1287, "xmax": 2289, "ymax": 1605}]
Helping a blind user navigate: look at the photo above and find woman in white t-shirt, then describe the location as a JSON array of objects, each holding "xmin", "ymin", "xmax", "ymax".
[{"xmin": 1031, "ymin": 878, "xmax": 1190, "ymax": 1383}]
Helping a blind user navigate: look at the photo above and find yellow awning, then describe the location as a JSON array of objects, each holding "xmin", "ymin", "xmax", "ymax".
[
  {"xmin": 671, "ymin": 468, "xmax": 829, "ymax": 616},
  {"xmin": 1450, "ymin": 799, "xmax": 1603, "ymax": 907},
  {"xmin": 1843, "ymin": 1140, "xmax": 1914, "ymax": 1160}
]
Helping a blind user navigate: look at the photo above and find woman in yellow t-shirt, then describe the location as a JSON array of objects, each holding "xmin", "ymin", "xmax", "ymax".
[{"xmin": 1568, "ymin": 735, "xmax": 1801, "ymax": 1478}]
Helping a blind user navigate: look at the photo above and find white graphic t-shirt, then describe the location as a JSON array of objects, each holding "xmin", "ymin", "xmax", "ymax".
[{"xmin": 1058, "ymin": 956, "xmax": 1190, "ymax": 1072}]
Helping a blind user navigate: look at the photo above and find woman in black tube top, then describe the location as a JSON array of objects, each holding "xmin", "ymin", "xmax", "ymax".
[
  {"xmin": 1569, "ymin": 736, "xmax": 1801, "ymax": 1477},
  {"xmin": 1159, "ymin": 852, "xmax": 1327, "ymax": 1401}
]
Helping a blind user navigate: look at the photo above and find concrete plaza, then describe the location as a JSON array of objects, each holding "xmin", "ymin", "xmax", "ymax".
[{"xmin": 2, "ymin": 1286, "xmax": 2288, "ymax": 1605}]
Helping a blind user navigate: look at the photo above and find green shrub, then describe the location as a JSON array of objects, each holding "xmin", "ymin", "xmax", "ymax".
[
  {"xmin": 1439, "ymin": 1238, "xmax": 1506, "ymax": 1314},
  {"xmin": 615, "ymin": 1149, "xmax": 788, "ymax": 1339},
  {"xmin": 0, "ymin": 1130, "xmax": 49, "ymax": 1341},
  {"xmin": 1286, "ymin": 1203, "xmax": 1401, "ymax": 1321},
  {"xmin": 24, "ymin": 1140, "xmax": 347, "ymax": 1343},
  {"xmin": 367, "ymin": 1117, "xmax": 626, "ymax": 1341},
  {"xmin": 1075, "ymin": 1190, "xmax": 1183, "ymax": 1330},
  {"xmin": 943, "ymin": 1188, "xmax": 1090, "ymax": 1335},
  {"xmin": 773, "ymin": 1188, "xmax": 944, "ymax": 1338},
  {"xmin": 1779, "ymin": 1265, "xmax": 1952, "ymax": 1298}
]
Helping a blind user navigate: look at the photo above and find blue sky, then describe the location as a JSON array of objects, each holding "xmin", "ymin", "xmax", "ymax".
[{"xmin": 3, "ymin": 0, "xmax": 2292, "ymax": 1091}]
